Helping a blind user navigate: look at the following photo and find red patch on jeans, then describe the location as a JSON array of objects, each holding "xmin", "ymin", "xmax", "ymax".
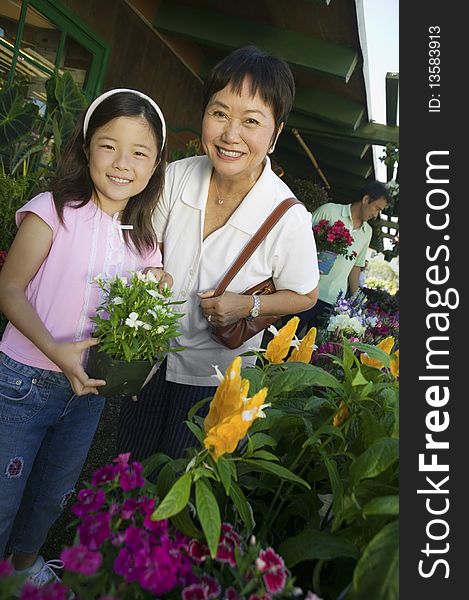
[{"xmin": 5, "ymin": 457, "xmax": 23, "ymax": 478}]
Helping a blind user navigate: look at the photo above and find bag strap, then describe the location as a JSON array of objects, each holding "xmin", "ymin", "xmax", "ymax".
[{"xmin": 213, "ymin": 197, "xmax": 301, "ymax": 296}]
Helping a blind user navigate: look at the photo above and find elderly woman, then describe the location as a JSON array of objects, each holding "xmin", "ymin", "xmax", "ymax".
[{"xmin": 118, "ymin": 46, "xmax": 319, "ymax": 460}]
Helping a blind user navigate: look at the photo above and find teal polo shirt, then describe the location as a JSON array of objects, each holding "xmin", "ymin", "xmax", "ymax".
[{"xmin": 311, "ymin": 202, "xmax": 372, "ymax": 305}]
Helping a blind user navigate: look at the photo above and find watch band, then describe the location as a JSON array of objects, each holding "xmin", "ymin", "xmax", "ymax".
[{"xmin": 247, "ymin": 294, "xmax": 261, "ymax": 320}]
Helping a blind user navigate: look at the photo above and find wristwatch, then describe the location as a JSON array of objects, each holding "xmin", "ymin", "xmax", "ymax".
[{"xmin": 247, "ymin": 295, "xmax": 261, "ymax": 320}]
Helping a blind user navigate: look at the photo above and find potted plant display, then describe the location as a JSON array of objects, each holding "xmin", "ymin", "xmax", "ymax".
[
  {"xmin": 312, "ymin": 219, "xmax": 357, "ymax": 274},
  {"xmin": 87, "ymin": 271, "xmax": 184, "ymax": 397}
]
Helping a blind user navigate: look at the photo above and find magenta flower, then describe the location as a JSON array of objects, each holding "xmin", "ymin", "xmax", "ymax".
[
  {"xmin": 116, "ymin": 461, "xmax": 145, "ymax": 491},
  {"xmin": 248, "ymin": 595, "xmax": 272, "ymax": 600},
  {"xmin": 72, "ymin": 488, "xmax": 106, "ymax": 517},
  {"xmin": 114, "ymin": 547, "xmax": 140, "ymax": 583},
  {"xmin": 0, "ymin": 559, "xmax": 13, "ymax": 577},
  {"xmin": 256, "ymin": 547, "xmax": 288, "ymax": 594},
  {"xmin": 91, "ymin": 463, "xmax": 116, "ymax": 486},
  {"xmin": 19, "ymin": 582, "xmax": 68, "ymax": 600},
  {"xmin": 61, "ymin": 544, "xmax": 103, "ymax": 575},
  {"xmin": 78, "ymin": 512, "xmax": 111, "ymax": 550},
  {"xmin": 224, "ymin": 587, "xmax": 242, "ymax": 600},
  {"xmin": 200, "ymin": 574, "xmax": 222, "ymax": 598},
  {"xmin": 188, "ymin": 539, "xmax": 210, "ymax": 564},
  {"xmin": 216, "ymin": 523, "xmax": 241, "ymax": 567},
  {"xmin": 182, "ymin": 583, "xmax": 207, "ymax": 600}
]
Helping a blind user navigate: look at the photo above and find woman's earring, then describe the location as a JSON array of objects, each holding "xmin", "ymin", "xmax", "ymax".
[{"xmin": 268, "ymin": 146, "xmax": 275, "ymax": 154}]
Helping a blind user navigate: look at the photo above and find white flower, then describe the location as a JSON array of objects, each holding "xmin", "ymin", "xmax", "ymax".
[
  {"xmin": 145, "ymin": 270, "xmax": 158, "ymax": 283},
  {"xmin": 136, "ymin": 271, "xmax": 146, "ymax": 281},
  {"xmin": 147, "ymin": 308, "xmax": 158, "ymax": 318},
  {"xmin": 211, "ymin": 364, "xmax": 224, "ymax": 383},
  {"xmin": 118, "ymin": 276, "xmax": 128, "ymax": 285},
  {"xmin": 147, "ymin": 289, "xmax": 164, "ymax": 299},
  {"xmin": 268, "ymin": 324, "xmax": 279, "ymax": 336},
  {"xmin": 142, "ymin": 323, "xmax": 152, "ymax": 330},
  {"xmin": 155, "ymin": 325, "xmax": 167, "ymax": 334},
  {"xmin": 125, "ymin": 312, "xmax": 143, "ymax": 329},
  {"xmin": 112, "ymin": 296, "xmax": 124, "ymax": 305},
  {"xmin": 242, "ymin": 403, "xmax": 271, "ymax": 422}
]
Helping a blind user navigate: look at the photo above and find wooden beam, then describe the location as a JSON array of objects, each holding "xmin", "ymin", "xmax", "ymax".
[
  {"xmin": 154, "ymin": 1, "xmax": 358, "ymax": 82},
  {"xmin": 287, "ymin": 112, "xmax": 399, "ymax": 146},
  {"xmin": 281, "ymin": 133, "xmax": 372, "ymax": 178},
  {"xmin": 386, "ymin": 72, "xmax": 399, "ymax": 126},
  {"xmin": 294, "ymin": 88, "xmax": 365, "ymax": 130}
]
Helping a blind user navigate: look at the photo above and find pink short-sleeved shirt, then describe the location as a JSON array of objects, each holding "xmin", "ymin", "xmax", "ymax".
[{"xmin": 0, "ymin": 192, "xmax": 162, "ymax": 371}]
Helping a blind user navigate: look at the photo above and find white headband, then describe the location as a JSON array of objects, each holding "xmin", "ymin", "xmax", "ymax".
[{"xmin": 82, "ymin": 88, "xmax": 166, "ymax": 148}]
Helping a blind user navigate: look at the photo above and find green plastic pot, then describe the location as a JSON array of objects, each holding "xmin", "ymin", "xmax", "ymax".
[{"xmin": 86, "ymin": 345, "xmax": 156, "ymax": 398}]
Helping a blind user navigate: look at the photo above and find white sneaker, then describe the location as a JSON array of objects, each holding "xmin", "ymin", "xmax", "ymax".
[{"xmin": 16, "ymin": 555, "xmax": 64, "ymax": 586}]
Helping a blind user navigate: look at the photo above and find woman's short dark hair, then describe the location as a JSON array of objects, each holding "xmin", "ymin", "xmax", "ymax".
[
  {"xmin": 51, "ymin": 91, "xmax": 167, "ymax": 255},
  {"xmin": 203, "ymin": 45, "xmax": 295, "ymax": 134}
]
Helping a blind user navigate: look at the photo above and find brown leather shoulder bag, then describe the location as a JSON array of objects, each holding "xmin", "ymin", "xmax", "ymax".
[{"xmin": 210, "ymin": 197, "xmax": 301, "ymax": 349}]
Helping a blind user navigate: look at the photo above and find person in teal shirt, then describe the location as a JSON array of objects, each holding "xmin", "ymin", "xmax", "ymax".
[{"xmin": 294, "ymin": 181, "xmax": 392, "ymax": 333}]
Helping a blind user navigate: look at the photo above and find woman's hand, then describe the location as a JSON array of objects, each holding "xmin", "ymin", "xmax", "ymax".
[
  {"xmin": 49, "ymin": 338, "xmax": 106, "ymax": 396},
  {"xmin": 143, "ymin": 267, "xmax": 173, "ymax": 289},
  {"xmin": 198, "ymin": 290, "xmax": 252, "ymax": 327}
]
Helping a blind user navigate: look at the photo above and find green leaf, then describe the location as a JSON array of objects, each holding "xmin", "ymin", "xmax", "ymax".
[
  {"xmin": 0, "ymin": 87, "xmax": 38, "ymax": 147},
  {"xmin": 247, "ymin": 433, "xmax": 277, "ymax": 452},
  {"xmin": 184, "ymin": 421, "xmax": 204, "ymax": 445},
  {"xmin": 241, "ymin": 366, "xmax": 266, "ymax": 394},
  {"xmin": 249, "ymin": 450, "xmax": 279, "ymax": 461},
  {"xmin": 214, "ymin": 457, "xmax": 232, "ymax": 495},
  {"xmin": 152, "ymin": 472, "xmax": 192, "ymax": 521},
  {"xmin": 304, "ymin": 396, "xmax": 329, "ymax": 411},
  {"xmin": 278, "ymin": 528, "xmax": 359, "ymax": 567},
  {"xmin": 241, "ymin": 459, "xmax": 310, "ymax": 489},
  {"xmin": 350, "ymin": 438, "xmax": 399, "ymax": 487},
  {"xmin": 268, "ymin": 363, "xmax": 342, "ymax": 397},
  {"xmin": 324, "ymin": 457, "xmax": 344, "ymax": 527},
  {"xmin": 188, "ymin": 396, "xmax": 212, "ymax": 421},
  {"xmin": 171, "ymin": 506, "xmax": 203, "ymax": 539},
  {"xmin": 229, "ymin": 480, "xmax": 255, "ymax": 533},
  {"xmin": 353, "ymin": 520, "xmax": 399, "ymax": 600},
  {"xmin": 363, "ymin": 495, "xmax": 399, "ymax": 516},
  {"xmin": 353, "ymin": 341, "xmax": 392, "ymax": 368},
  {"xmin": 351, "ymin": 368, "xmax": 369, "ymax": 386},
  {"xmin": 195, "ymin": 479, "xmax": 221, "ymax": 559},
  {"xmin": 141, "ymin": 452, "xmax": 171, "ymax": 478}
]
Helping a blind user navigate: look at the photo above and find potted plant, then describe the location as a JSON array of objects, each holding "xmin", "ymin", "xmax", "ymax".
[
  {"xmin": 87, "ymin": 271, "xmax": 184, "ymax": 397},
  {"xmin": 312, "ymin": 219, "xmax": 357, "ymax": 274}
]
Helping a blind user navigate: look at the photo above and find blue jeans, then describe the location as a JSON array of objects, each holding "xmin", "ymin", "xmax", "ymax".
[{"xmin": 0, "ymin": 353, "xmax": 105, "ymax": 558}]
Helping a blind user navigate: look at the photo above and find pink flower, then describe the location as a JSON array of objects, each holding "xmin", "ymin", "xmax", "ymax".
[
  {"xmin": 216, "ymin": 523, "xmax": 242, "ymax": 567},
  {"xmin": 72, "ymin": 488, "xmax": 106, "ymax": 517},
  {"xmin": 248, "ymin": 595, "xmax": 272, "ymax": 600},
  {"xmin": 78, "ymin": 512, "xmax": 111, "ymax": 550},
  {"xmin": 224, "ymin": 587, "xmax": 242, "ymax": 600},
  {"xmin": 61, "ymin": 544, "xmax": 103, "ymax": 575},
  {"xmin": 304, "ymin": 593, "xmax": 324, "ymax": 600},
  {"xmin": 256, "ymin": 547, "xmax": 288, "ymax": 594},
  {"xmin": 0, "ymin": 559, "xmax": 13, "ymax": 577},
  {"xmin": 116, "ymin": 461, "xmax": 145, "ymax": 491},
  {"xmin": 114, "ymin": 547, "xmax": 140, "ymax": 583},
  {"xmin": 19, "ymin": 582, "xmax": 68, "ymax": 600},
  {"xmin": 188, "ymin": 539, "xmax": 210, "ymax": 564}
]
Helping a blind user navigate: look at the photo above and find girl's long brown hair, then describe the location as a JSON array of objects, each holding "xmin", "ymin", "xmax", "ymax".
[{"xmin": 51, "ymin": 91, "xmax": 167, "ymax": 255}]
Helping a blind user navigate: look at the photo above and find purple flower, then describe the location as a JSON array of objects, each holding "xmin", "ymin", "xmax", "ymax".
[
  {"xmin": 114, "ymin": 547, "xmax": 140, "ymax": 583},
  {"xmin": 78, "ymin": 512, "xmax": 111, "ymax": 550},
  {"xmin": 256, "ymin": 547, "xmax": 288, "ymax": 595},
  {"xmin": 72, "ymin": 488, "xmax": 106, "ymax": 517},
  {"xmin": 91, "ymin": 463, "xmax": 116, "ymax": 486},
  {"xmin": 19, "ymin": 582, "xmax": 68, "ymax": 600},
  {"xmin": 0, "ymin": 559, "xmax": 13, "ymax": 577},
  {"xmin": 61, "ymin": 544, "xmax": 103, "ymax": 575}
]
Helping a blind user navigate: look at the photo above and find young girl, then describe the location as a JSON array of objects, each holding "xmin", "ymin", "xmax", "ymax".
[{"xmin": 0, "ymin": 88, "xmax": 169, "ymax": 584}]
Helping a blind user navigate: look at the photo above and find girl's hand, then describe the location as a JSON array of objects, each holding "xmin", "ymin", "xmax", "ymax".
[
  {"xmin": 198, "ymin": 290, "xmax": 252, "ymax": 327},
  {"xmin": 143, "ymin": 267, "xmax": 174, "ymax": 289},
  {"xmin": 50, "ymin": 338, "xmax": 106, "ymax": 396}
]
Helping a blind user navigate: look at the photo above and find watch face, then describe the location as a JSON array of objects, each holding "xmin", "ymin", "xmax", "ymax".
[{"xmin": 250, "ymin": 295, "xmax": 261, "ymax": 318}]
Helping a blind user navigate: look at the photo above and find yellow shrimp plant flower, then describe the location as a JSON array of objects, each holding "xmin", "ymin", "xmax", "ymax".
[
  {"xmin": 390, "ymin": 349, "xmax": 399, "ymax": 379},
  {"xmin": 288, "ymin": 326, "xmax": 317, "ymax": 364},
  {"xmin": 203, "ymin": 358, "xmax": 269, "ymax": 461},
  {"xmin": 264, "ymin": 317, "xmax": 300, "ymax": 364},
  {"xmin": 332, "ymin": 400, "xmax": 350, "ymax": 427},
  {"xmin": 360, "ymin": 336, "xmax": 395, "ymax": 369}
]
